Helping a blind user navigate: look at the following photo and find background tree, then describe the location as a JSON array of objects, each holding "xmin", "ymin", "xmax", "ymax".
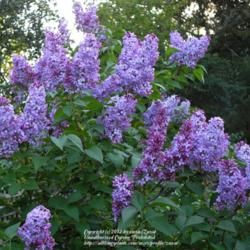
[
  {"xmin": 98, "ymin": 0, "xmax": 188, "ymax": 52},
  {"xmin": 0, "ymin": 0, "xmax": 57, "ymax": 82}
]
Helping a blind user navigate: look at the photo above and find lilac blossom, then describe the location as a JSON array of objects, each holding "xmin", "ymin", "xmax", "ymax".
[
  {"xmin": 18, "ymin": 205, "xmax": 55, "ymax": 250},
  {"xmin": 10, "ymin": 55, "xmax": 34, "ymax": 87},
  {"xmin": 164, "ymin": 111, "xmax": 229, "ymax": 172},
  {"xmin": 234, "ymin": 141, "xmax": 250, "ymax": 165},
  {"xmin": 234, "ymin": 141, "xmax": 250, "ymax": 187},
  {"xmin": 112, "ymin": 174, "xmax": 133, "ymax": 222},
  {"xmin": 20, "ymin": 82, "xmax": 50, "ymax": 146},
  {"xmin": 73, "ymin": 2, "xmax": 99, "ymax": 33},
  {"xmin": 94, "ymin": 32, "xmax": 159, "ymax": 99},
  {"xmin": 98, "ymin": 94, "xmax": 137, "ymax": 143},
  {"xmin": 0, "ymin": 97, "xmax": 25, "ymax": 157},
  {"xmin": 215, "ymin": 160, "xmax": 248, "ymax": 211},
  {"xmin": 169, "ymin": 31, "xmax": 210, "ymax": 68},
  {"xmin": 64, "ymin": 34, "xmax": 101, "ymax": 92},
  {"xmin": 34, "ymin": 21, "xmax": 69, "ymax": 92},
  {"xmin": 190, "ymin": 117, "xmax": 229, "ymax": 172},
  {"xmin": 133, "ymin": 96, "xmax": 186, "ymax": 185}
]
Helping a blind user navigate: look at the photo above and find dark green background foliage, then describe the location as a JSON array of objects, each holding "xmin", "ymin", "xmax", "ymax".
[{"xmin": 0, "ymin": 0, "xmax": 57, "ymax": 82}]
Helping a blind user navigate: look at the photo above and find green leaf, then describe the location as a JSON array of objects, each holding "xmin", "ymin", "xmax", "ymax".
[
  {"xmin": 66, "ymin": 134, "xmax": 83, "ymax": 152},
  {"xmin": 67, "ymin": 191, "xmax": 82, "ymax": 203},
  {"xmin": 186, "ymin": 181, "xmax": 204, "ymax": 195},
  {"xmin": 191, "ymin": 232, "xmax": 207, "ymax": 244},
  {"xmin": 48, "ymin": 197, "xmax": 67, "ymax": 210},
  {"xmin": 5, "ymin": 223, "xmax": 20, "ymax": 239},
  {"xmin": 63, "ymin": 206, "xmax": 80, "ymax": 222},
  {"xmin": 175, "ymin": 215, "xmax": 187, "ymax": 231},
  {"xmin": 121, "ymin": 206, "xmax": 138, "ymax": 225},
  {"xmin": 32, "ymin": 155, "xmax": 48, "ymax": 171},
  {"xmin": 235, "ymin": 240, "xmax": 249, "ymax": 250},
  {"xmin": 147, "ymin": 216, "xmax": 178, "ymax": 237},
  {"xmin": 22, "ymin": 179, "xmax": 39, "ymax": 190},
  {"xmin": 51, "ymin": 136, "xmax": 67, "ymax": 150},
  {"xmin": 107, "ymin": 152, "xmax": 124, "ymax": 167},
  {"xmin": 131, "ymin": 154, "xmax": 141, "ymax": 168},
  {"xmin": 131, "ymin": 192, "xmax": 145, "ymax": 211},
  {"xmin": 152, "ymin": 197, "xmax": 179, "ymax": 209},
  {"xmin": 8, "ymin": 183, "xmax": 21, "ymax": 195},
  {"xmin": 85, "ymin": 146, "xmax": 103, "ymax": 163},
  {"xmin": 185, "ymin": 216, "xmax": 204, "ymax": 227},
  {"xmin": 216, "ymin": 220, "xmax": 236, "ymax": 233}
]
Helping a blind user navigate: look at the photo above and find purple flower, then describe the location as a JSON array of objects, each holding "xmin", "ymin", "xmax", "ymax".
[
  {"xmin": 18, "ymin": 205, "xmax": 55, "ymax": 250},
  {"xmin": 10, "ymin": 55, "xmax": 34, "ymax": 87},
  {"xmin": 191, "ymin": 117, "xmax": 229, "ymax": 172},
  {"xmin": 169, "ymin": 31, "xmax": 210, "ymax": 68},
  {"xmin": 234, "ymin": 141, "xmax": 250, "ymax": 187},
  {"xmin": 94, "ymin": 32, "xmax": 159, "ymax": 99},
  {"xmin": 133, "ymin": 96, "xmax": 185, "ymax": 185},
  {"xmin": 112, "ymin": 174, "xmax": 133, "ymax": 222},
  {"xmin": 64, "ymin": 34, "xmax": 101, "ymax": 92},
  {"xmin": 34, "ymin": 22, "xmax": 69, "ymax": 92},
  {"xmin": 235, "ymin": 141, "xmax": 250, "ymax": 165},
  {"xmin": 73, "ymin": 2, "xmax": 99, "ymax": 33},
  {"xmin": 215, "ymin": 160, "xmax": 248, "ymax": 211},
  {"xmin": 20, "ymin": 82, "xmax": 50, "ymax": 146},
  {"xmin": 0, "ymin": 97, "xmax": 25, "ymax": 157},
  {"xmin": 98, "ymin": 94, "xmax": 137, "ymax": 143}
]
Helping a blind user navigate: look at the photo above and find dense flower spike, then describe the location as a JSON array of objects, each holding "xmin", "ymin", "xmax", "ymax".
[
  {"xmin": 112, "ymin": 174, "xmax": 134, "ymax": 222},
  {"xmin": 235, "ymin": 141, "xmax": 250, "ymax": 165},
  {"xmin": 34, "ymin": 21, "xmax": 69, "ymax": 92},
  {"xmin": 94, "ymin": 32, "xmax": 159, "ymax": 99},
  {"xmin": 18, "ymin": 205, "xmax": 55, "ymax": 250},
  {"xmin": 10, "ymin": 55, "xmax": 34, "ymax": 87},
  {"xmin": 98, "ymin": 94, "xmax": 137, "ymax": 143},
  {"xmin": 191, "ymin": 117, "xmax": 229, "ymax": 172},
  {"xmin": 0, "ymin": 97, "xmax": 25, "ymax": 157},
  {"xmin": 64, "ymin": 34, "xmax": 101, "ymax": 92},
  {"xmin": 169, "ymin": 31, "xmax": 210, "ymax": 68},
  {"xmin": 73, "ymin": 2, "xmax": 99, "ymax": 33},
  {"xmin": 234, "ymin": 141, "xmax": 250, "ymax": 186},
  {"xmin": 215, "ymin": 160, "xmax": 248, "ymax": 211},
  {"xmin": 164, "ymin": 110, "xmax": 229, "ymax": 172},
  {"xmin": 134, "ymin": 96, "xmax": 188, "ymax": 185},
  {"xmin": 20, "ymin": 82, "xmax": 50, "ymax": 146}
]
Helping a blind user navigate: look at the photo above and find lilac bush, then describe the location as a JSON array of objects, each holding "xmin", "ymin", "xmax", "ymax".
[{"xmin": 2, "ymin": 1, "xmax": 250, "ymax": 248}]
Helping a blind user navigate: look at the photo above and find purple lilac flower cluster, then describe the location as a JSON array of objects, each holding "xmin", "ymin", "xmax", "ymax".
[
  {"xmin": 215, "ymin": 160, "xmax": 248, "ymax": 210},
  {"xmin": 18, "ymin": 205, "xmax": 55, "ymax": 250},
  {"xmin": 235, "ymin": 141, "xmax": 250, "ymax": 186},
  {"xmin": 94, "ymin": 32, "xmax": 159, "ymax": 99},
  {"xmin": 133, "ymin": 96, "xmax": 190, "ymax": 185},
  {"xmin": 169, "ymin": 31, "xmax": 210, "ymax": 68},
  {"xmin": 34, "ymin": 22, "xmax": 69, "ymax": 92},
  {"xmin": 112, "ymin": 174, "xmax": 134, "ymax": 222},
  {"xmin": 0, "ymin": 82, "xmax": 50, "ymax": 157},
  {"xmin": 64, "ymin": 34, "xmax": 101, "ymax": 92},
  {"xmin": 20, "ymin": 82, "xmax": 50, "ymax": 146},
  {"xmin": 0, "ymin": 97, "xmax": 26, "ymax": 157},
  {"xmin": 98, "ymin": 94, "xmax": 137, "ymax": 143},
  {"xmin": 164, "ymin": 110, "xmax": 229, "ymax": 172},
  {"xmin": 73, "ymin": 2, "xmax": 99, "ymax": 33},
  {"xmin": 10, "ymin": 55, "xmax": 34, "ymax": 87}
]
